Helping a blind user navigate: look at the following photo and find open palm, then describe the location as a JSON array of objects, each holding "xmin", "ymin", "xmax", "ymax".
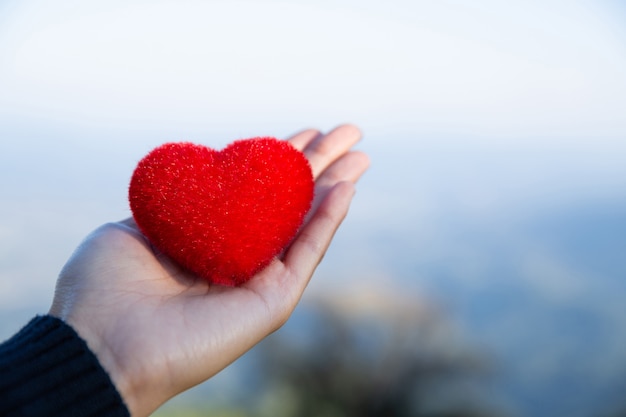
[{"xmin": 49, "ymin": 125, "xmax": 369, "ymax": 417}]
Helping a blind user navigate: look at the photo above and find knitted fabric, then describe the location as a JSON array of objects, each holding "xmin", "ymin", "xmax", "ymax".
[{"xmin": 0, "ymin": 315, "xmax": 129, "ymax": 417}]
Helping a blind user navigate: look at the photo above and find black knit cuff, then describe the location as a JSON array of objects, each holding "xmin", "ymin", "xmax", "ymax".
[{"xmin": 0, "ymin": 315, "xmax": 130, "ymax": 417}]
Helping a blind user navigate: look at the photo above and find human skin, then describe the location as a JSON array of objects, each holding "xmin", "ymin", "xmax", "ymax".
[{"xmin": 49, "ymin": 124, "xmax": 370, "ymax": 417}]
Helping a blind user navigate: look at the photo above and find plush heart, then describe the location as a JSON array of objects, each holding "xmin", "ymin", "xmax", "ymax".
[{"xmin": 128, "ymin": 138, "xmax": 314, "ymax": 286}]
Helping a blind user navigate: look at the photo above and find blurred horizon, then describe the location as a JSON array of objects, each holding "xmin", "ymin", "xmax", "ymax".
[{"xmin": 2, "ymin": 1, "xmax": 626, "ymax": 416}]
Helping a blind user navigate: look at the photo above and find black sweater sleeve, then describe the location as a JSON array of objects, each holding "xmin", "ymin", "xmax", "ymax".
[{"xmin": 0, "ymin": 315, "xmax": 130, "ymax": 417}]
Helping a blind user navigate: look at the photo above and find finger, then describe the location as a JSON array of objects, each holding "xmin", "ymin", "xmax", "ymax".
[
  {"xmin": 306, "ymin": 151, "xmax": 369, "ymax": 222},
  {"xmin": 283, "ymin": 181, "xmax": 355, "ymax": 283},
  {"xmin": 303, "ymin": 124, "xmax": 362, "ymax": 179},
  {"xmin": 315, "ymin": 150, "xmax": 370, "ymax": 189},
  {"xmin": 119, "ymin": 217, "xmax": 137, "ymax": 228},
  {"xmin": 286, "ymin": 128, "xmax": 322, "ymax": 151}
]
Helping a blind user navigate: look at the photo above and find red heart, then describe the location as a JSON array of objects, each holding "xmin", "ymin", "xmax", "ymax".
[{"xmin": 128, "ymin": 138, "xmax": 314, "ymax": 286}]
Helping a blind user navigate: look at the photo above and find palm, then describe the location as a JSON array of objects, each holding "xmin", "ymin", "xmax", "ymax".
[
  {"xmin": 50, "ymin": 125, "xmax": 369, "ymax": 416},
  {"xmin": 66, "ymin": 221, "xmax": 290, "ymax": 398}
]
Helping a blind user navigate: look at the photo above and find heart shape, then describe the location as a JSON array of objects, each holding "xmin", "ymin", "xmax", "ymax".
[{"xmin": 128, "ymin": 138, "xmax": 314, "ymax": 286}]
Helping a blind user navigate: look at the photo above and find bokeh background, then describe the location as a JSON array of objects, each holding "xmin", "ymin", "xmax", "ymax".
[{"xmin": 1, "ymin": 1, "xmax": 626, "ymax": 416}]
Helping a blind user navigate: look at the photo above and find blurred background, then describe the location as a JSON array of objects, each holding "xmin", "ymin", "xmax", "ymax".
[{"xmin": 1, "ymin": 1, "xmax": 626, "ymax": 416}]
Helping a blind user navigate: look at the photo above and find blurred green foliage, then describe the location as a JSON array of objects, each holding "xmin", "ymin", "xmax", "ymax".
[
  {"xmin": 153, "ymin": 406, "xmax": 248, "ymax": 417},
  {"xmin": 151, "ymin": 293, "xmax": 511, "ymax": 416}
]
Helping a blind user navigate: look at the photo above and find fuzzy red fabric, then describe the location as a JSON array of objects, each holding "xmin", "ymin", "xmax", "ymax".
[{"xmin": 128, "ymin": 138, "xmax": 314, "ymax": 286}]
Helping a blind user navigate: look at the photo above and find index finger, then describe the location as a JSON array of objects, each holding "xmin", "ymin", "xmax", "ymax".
[
  {"xmin": 283, "ymin": 181, "xmax": 356, "ymax": 285},
  {"xmin": 287, "ymin": 128, "xmax": 322, "ymax": 151},
  {"xmin": 301, "ymin": 124, "xmax": 362, "ymax": 179}
]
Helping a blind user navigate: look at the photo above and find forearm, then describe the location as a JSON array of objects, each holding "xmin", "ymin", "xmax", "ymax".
[{"xmin": 0, "ymin": 315, "xmax": 130, "ymax": 417}]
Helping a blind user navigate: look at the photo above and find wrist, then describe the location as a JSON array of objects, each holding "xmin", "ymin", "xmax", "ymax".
[{"xmin": 51, "ymin": 310, "xmax": 166, "ymax": 417}]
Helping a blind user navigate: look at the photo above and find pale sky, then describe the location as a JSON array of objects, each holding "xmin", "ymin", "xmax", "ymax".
[
  {"xmin": 1, "ymin": 0, "xmax": 625, "ymax": 145},
  {"xmin": 1, "ymin": 0, "xmax": 626, "ymax": 307}
]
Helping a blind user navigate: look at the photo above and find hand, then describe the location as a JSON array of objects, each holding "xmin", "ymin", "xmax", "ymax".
[{"xmin": 49, "ymin": 125, "xmax": 370, "ymax": 417}]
